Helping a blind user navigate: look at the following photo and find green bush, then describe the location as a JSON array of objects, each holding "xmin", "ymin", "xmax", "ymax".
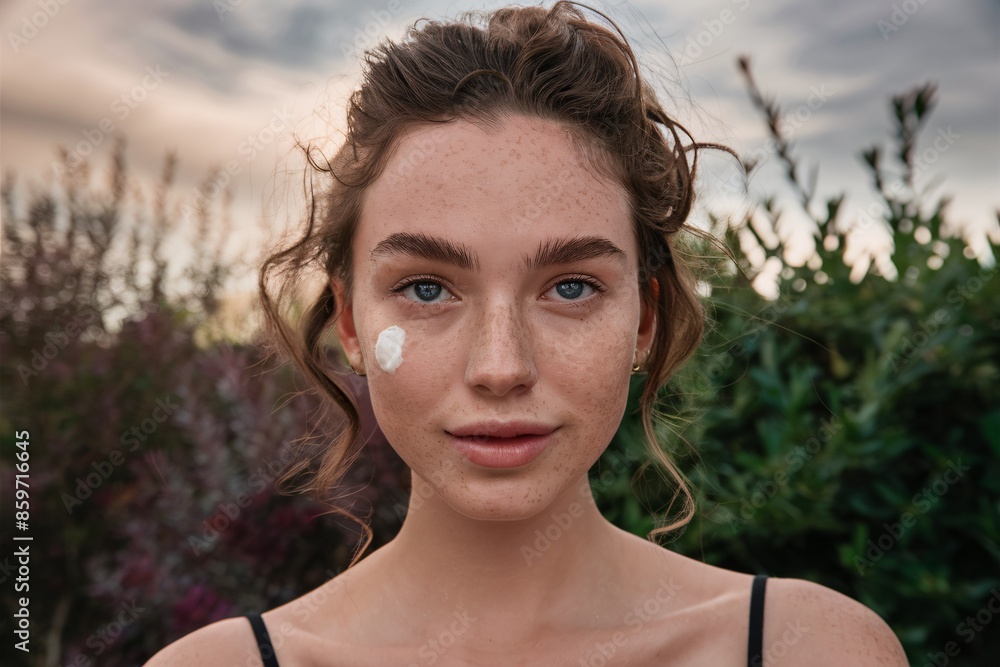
[{"xmin": 597, "ymin": 62, "xmax": 999, "ymax": 665}]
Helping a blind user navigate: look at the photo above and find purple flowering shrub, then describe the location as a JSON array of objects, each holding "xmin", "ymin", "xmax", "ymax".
[{"xmin": 0, "ymin": 141, "xmax": 410, "ymax": 666}]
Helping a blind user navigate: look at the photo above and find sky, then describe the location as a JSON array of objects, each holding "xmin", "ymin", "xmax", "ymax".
[{"xmin": 2, "ymin": 0, "xmax": 998, "ymax": 297}]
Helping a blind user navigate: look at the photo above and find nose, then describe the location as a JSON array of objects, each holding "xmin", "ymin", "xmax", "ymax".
[{"xmin": 464, "ymin": 300, "xmax": 537, "ymax": 396}]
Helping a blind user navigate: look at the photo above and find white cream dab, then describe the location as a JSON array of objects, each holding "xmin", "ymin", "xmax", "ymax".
[{"xmin": 375, "ymin": 325, "xmax": 406, "ymax": 373}]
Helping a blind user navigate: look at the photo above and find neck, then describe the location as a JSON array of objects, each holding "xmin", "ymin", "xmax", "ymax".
[{"xmin": 375, "ymin": 471, "xmax": 631, "ymax": 642}]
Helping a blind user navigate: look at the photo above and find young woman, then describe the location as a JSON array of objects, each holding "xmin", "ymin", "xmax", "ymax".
[{"xmin": 148, "ymin": 2, "xmax": 908, "ymax": 665}]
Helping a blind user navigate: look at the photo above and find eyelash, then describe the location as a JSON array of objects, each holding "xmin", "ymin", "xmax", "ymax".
[{"xmin": 390, "ymin": 274, "xmax": 607, "ymax": 307}]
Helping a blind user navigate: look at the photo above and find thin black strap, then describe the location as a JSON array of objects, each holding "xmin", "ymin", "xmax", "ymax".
[
  {"xmin": 245, "ymin": 612, "xmax": 280, "ymax": 667},
  {"xmin": 747, "ymin": 574, "xmax": 768, "ymax": 667}
]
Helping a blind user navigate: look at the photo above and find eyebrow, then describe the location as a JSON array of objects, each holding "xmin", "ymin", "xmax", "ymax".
[{"xmin": 369, "ymin": 232, "xmax": 627, "ymax": 271}]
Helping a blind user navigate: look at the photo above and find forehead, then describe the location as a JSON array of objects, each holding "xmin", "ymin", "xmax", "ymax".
[{"xmin": 357, "ymin": 115, "xmax": 633, "ymax": 259}]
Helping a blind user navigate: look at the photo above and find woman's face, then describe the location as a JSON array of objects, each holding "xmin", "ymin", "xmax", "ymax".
[{"xmin": 334, "ymin": 114, "xmax": 655, "ymax": 521}]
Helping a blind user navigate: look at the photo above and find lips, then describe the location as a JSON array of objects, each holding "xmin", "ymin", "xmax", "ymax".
[
  {"xmin": 449, "ymin": 432, "xmax": 556, "ymax": 468},
  {"xmin": 446, "ymin": 420, "xmax": 556, "ymax": 439},
  {"xmin": 447, "ymin": 421, "xmax": 559, "ymax": 468}
]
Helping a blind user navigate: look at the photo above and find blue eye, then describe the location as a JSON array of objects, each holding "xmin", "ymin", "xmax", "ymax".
[
  {"xmin": 549, "ymin": 278, "xmax": 604, "ymax": 302},
  {"xmin": 555, "ymin": 281, "xmax": 586, "ymax": 299},
  {"xmin": 394, "ymin": 278, "xmax": 453, "ymax": 304},
  {"xmin": 413, "ymin": 282, "xmax": 442, "ymax": 301},
  {"xmin": 391, "ymin": 275, "xmax": 605, "ymax": 306}
]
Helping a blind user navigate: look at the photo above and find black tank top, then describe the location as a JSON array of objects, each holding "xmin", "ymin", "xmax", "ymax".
[{"xmin": 246, "ymin": 573, "xmax": 769, "ymax": 666}]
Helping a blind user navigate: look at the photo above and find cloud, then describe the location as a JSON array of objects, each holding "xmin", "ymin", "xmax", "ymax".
[{"xmin": 1, "ymin": 0, "xmax": 996, "ymax": 257}]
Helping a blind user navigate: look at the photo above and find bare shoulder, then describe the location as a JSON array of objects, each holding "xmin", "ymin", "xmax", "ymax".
[
  {"xmin": 144, "ymin": 616, "xmax": 257, "ymax": 666},
  {"xmin": 763, "ymin": 577, "xmax": 909, "ymax": 666}
]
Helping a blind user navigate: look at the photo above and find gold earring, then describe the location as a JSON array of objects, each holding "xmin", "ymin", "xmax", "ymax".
[
  {"xmin": 352, "ymin": 355, "xmax": 367, "ymax": 377},
  {"xmin": 632, "ymin": 349, "xmax": 642, "ymax": 373}
]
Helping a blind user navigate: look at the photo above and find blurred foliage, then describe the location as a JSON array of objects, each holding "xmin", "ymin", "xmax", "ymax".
[
  {"xmin": 1, "ymin": 59, "xmax": 997, "ymax": 666},
  {"xmin": 0, "ymin": 141, "xmax": 409, "ymax": 666},
  {"xmin": 599, "ymin": 60, "xmax": 1000, "ymax": 664}
]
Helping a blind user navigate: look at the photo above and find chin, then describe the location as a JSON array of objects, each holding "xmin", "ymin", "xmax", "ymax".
[{"xmin": 435, "ymin": 465, "xmax": 578, "ymax": 521}]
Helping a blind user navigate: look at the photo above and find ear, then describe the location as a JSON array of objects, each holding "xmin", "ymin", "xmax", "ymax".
[
  {"xmin": 331, "ymin": 277, "xmax": 364, "ymax": 372},
  {"xmin": 637, "ymin": 277, "xmax": 658, "ymax": 359}
]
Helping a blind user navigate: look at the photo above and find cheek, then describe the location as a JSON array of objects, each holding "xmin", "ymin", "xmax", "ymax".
[
  {"xmin": 572, "ymin": 345, "xmax": 633, "ymax": 448},
  {"xmin": 364, "ymin": 324, "xmax": 449, "ymax": 453},
  {"xmin": 544, "ymin": 309, "xmax": 635, "ymax": 443},
  {"xmin": 545, "ymin": 297, "xmax": 636, "ymax": 373}
]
